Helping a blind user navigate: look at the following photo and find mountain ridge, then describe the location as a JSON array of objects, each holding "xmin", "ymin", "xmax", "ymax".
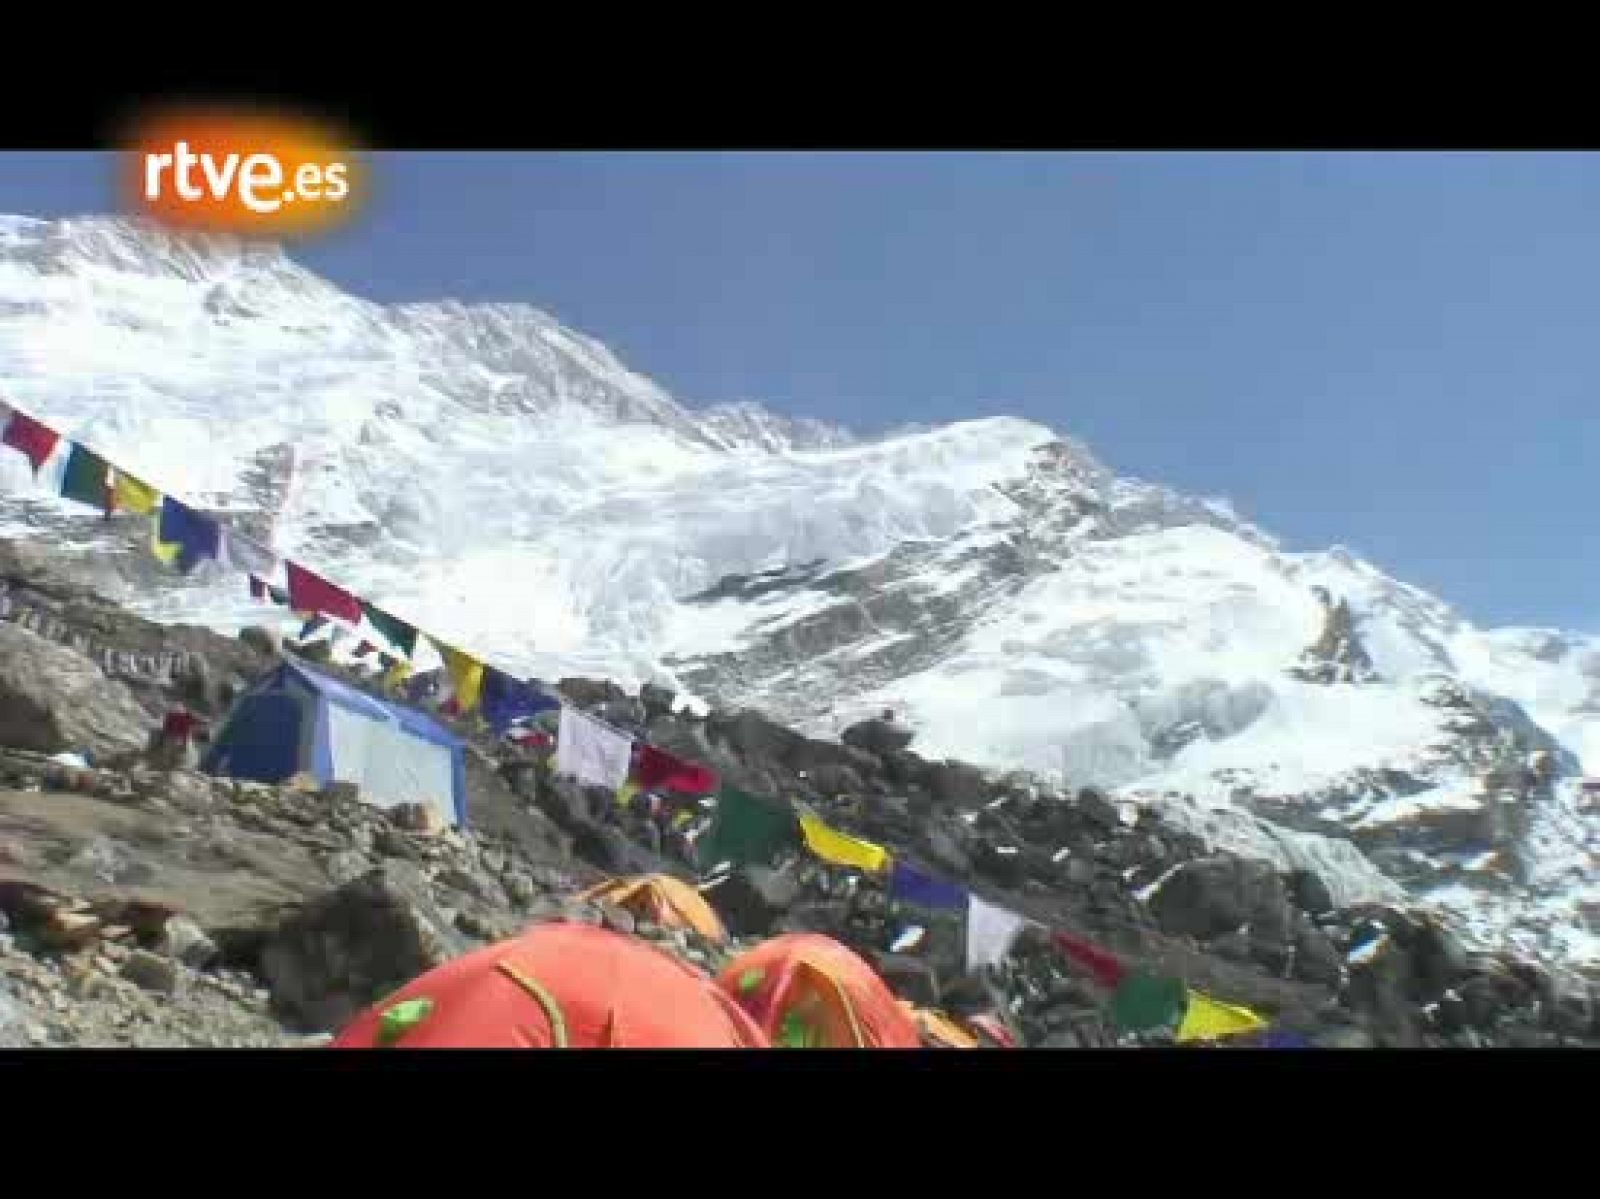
[{"xmin": 0, "ymin": 213, "xmax": 1593, "ymax": 971}]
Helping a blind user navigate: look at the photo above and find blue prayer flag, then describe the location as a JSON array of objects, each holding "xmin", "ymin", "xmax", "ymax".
[
  {"xmin": 156, "ymin": 497, "xmax": 220, "ymax": 574},
  {"xmin": 889, "ymin": 861, "xmax": 968, "ymax": 910}
]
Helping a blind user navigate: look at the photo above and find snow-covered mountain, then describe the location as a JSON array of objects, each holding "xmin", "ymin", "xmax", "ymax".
[{"xmin": 0, "ymin": 214, "xmax": 1593, "ymax": 972}]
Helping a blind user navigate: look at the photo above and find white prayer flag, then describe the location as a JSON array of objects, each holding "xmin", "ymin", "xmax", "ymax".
[
  {"xmin": 556, "ymin": 706, "xmax": 634, "ymax": 792},
  {"xmin": 965, "ymin": 893, "xmax": 1026, "ymax": 974}
]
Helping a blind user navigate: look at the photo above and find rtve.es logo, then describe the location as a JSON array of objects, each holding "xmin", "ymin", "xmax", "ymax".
[{"xmin": 119, "ymin": 105, "xmax": 364, "ymax": 238}]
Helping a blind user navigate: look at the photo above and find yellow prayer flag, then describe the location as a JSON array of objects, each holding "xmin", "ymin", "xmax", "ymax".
[
  {"xmin": 1175, "ymin": 990, "xmax": 1268, "ymax": 1043},
  {"xmin": 150, "ymin": 519, "xmax": 181, "ymax": 566},
  {"xmin": 113, "ymin": 470, "xmax": 161, "ymax": 516},
  {"xmin": 441, "ymin": 645, "xmax": 485, "ymax": 714},
  {"xmin": 798, "ymin": 811, "xmax": 891, "ymax": 873},
  {"xmin": 384, "ymin": 658, "xmax": 414, "ymax": 686},
  {"xmin": 616, "ymin": 780, "xmax": 641, "ymax": 807}
]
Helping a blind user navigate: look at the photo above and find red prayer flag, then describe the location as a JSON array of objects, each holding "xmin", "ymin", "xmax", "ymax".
[
  {"xmin": 634, "ymin": 743, "xmax": 719, "ymax": 795},
  {"xmin": 1051, "ymin": 929, "xmax": 1128, "ymax": 990},
  {"xmin": 2, "ymin": 409, "xmax": 61, "ymax": 472},
  {"xmin": 285, "ymin": 560, "xmax": 363, "ymax": 625}
]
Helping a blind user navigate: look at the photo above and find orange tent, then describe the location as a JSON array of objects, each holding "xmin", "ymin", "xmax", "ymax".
[
  {"xmin": 911, "ymin": 1006, "xmax": 981, "ymax": 1049},
  {"xmin": 329, "ymin": 921, "xmax": 769, "ymax": 1048},
  {"xmin": 577, "ymin": 873, "xmax": 728, "ymax": 942},
  {"xmin": 717, "ymin": 932, "xmax": 923, "ymax": 1048},
  {"xmin": 966, "ymin": 1012, "xmax": 1021, "ymax": 1048}
]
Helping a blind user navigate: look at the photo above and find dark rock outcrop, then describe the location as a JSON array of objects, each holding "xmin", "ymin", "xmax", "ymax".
[
  {"xmin": 841, "ymin": 718, "xmax": 915, "ymax": 757},
  {"xmin": 1147, "ymin": 856, "xmax": 1293, "ymax": 943},
  {"xmin": 259, "ymin": 862, "xmax": 469, "ymax": 1032}
]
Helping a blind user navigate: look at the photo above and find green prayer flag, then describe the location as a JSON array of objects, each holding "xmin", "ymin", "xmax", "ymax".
[
  {"xmin": 362, "ymin": 601, "xmax": 420, "ymax": 658},
  {"xmin": 696, "ymin": 786, "xmax": 802, "ymax": 872},
  {"xmin": 1109, "ymin": 971, "xmax": 1189, "ymax": 1036},
  {"xmin": 59, "ymin": 443, "xmax": 112, "ymax": 512}
]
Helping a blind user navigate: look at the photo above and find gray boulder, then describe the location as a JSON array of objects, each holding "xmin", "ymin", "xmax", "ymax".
[
  {"xmin": 1148, "ymin": 855, "xmax": 1294, "ymax": 942},
  {"xmin": 704, "ymin": 865, "xmax": 800, "ymax": 938},
  {"xmin": 259, "ymin": 862, "xmax": 469, "ymax": 1032},
  {"xmin": 0, "ymin": 623, "xmax": 152, "ymax": 756}
]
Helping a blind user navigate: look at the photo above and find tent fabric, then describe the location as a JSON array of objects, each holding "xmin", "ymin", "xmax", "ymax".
[
  {"xmin": 634, "ymin": 744, "xmax": 718, "ymax": 795},
  {"xmin": 1175, "ymin": 991, "xmax": 1268, "ymax": 1043},
  {"xmin": 1109, "ymin": 971, "xmax": 1189, "ymax": 1036},
  {"xmin": 325, "ymin": 701, "xmax": 458, "ymax": 825},
  {"xmin": 330, "ymin": 922, "xmax": 769, "ymax": 1049},
  {"xmin": 913, "ymin": 1007, "xmax": 980, "ymax": 1049},
  {"xmin": 967, "ymin": 1013, "xmax": 1020, "ymax": 1049},
  {"xmin": 202, "ymin": 659, "xmax": 468, "ymax": 828},
  {"xmin": 966, "ymin": 894, "xmax": 1027, "ymax": 974},
  {"xmin": 556, "ymin": 707, "xmax": 634, "ymax": 792},
  {"xmin": 888, "ymin": 862, "xmax": 967, "ymax": 911},
  {"xmin": 696, "ymin": 787, "xmax": 803, "ymax": 872},
  {"xmin": 577, "ymin": 874, "xmax": 728, "ymax": 942},
  {"xmin": 203, "ymin": 692, "xmax": 304, "ymax": 781},
  {"xmin": 798, "ymin": 811, "xmax": 890, "ymax": 873},
  {"xmin": 716, "ymin": 933, "xmax": 923, "ymax": 1049}
]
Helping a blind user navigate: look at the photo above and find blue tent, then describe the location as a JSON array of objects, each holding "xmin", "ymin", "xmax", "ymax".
[{"xmin": 201, "ymin": 658, "xmax": 469, "ymax": 828}]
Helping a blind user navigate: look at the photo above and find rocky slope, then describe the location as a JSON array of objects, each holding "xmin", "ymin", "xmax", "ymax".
[
  {"xmin": 0, "ymin": 213, "xmax": 1594, "ymax": 973},
  {"xmin": 0, "ymin": 536, "xmax": 1593, "ymax": 1048}
]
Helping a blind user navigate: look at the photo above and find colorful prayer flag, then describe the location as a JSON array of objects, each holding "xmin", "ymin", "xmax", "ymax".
[
  {"xmin": 888, "ymin": 862, "xmax": 967, "ymax": 911},
  {"xmin": 285, "ymin": 560, "xmax": 363, "ymax": 625},
  {"xmin": 155, "ymin": 497, "xmax": 221, "ymax": 574},
  {"xmin": 1108, "ymin": 971, "xmax": 1189, "ymax": 1036},
  {"xmin": 1051, "ymin": 929, "xmax": 1128, "ymax": 990},
  {"xmin": 1, "ymin": 407, "xmax": 61, "ymax": 473},
  {"xmin": 440, "ymin": 645, "xmax": 485, "ymax": 714},
  {"xmin": 634, "ymin": 742, "xmax": 719, "ymax": 795},
  {"xmin": 111, "ymin": 469, "xmax": 161, "ymax": 516},
  {"xmin": 1175, "ymin": 991, "xmax": 1268, "ymax": 1044},
  {"xmin": 694, "ymin": 787, "xmax": 803, "ymax": 872},
  {"xmin": 554, "ymin": 706, "xmax": 634, "ymax": 792},
  {"xmin": 151, "ymin": 523, "xmax": 181, "ymax": 567},
  {"xmin": 1258, "ymin": 1030, "xmax": 1314, "ymax": 1049},
  {"xmin": 361, "ymin": 601, "xmax": 420, "ymax": 659},
  {"xmin": 965, "ymin": 894, "xmax": 1027, "ymax": 974},
  {"xmin": 798, "ymin": 810, "xmax": 890, "ymax": 873},
  {"xmin": 58, "ymin": 442, "xmax": 112, "ymax": 512},
  {"xmin": 481, "ymin": 668, "xmax": 560, "ymax": 735}
]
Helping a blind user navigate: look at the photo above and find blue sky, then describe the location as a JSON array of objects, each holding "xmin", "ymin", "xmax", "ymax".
[{"xmin": 1, "ymin": 150, "xmax": 1594, "ymax": 631}]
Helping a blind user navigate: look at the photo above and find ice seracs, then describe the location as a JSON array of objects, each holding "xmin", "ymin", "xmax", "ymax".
[{"xmin": 0, "ymin": 213, "xmax": 1593, "ymax": 970}]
